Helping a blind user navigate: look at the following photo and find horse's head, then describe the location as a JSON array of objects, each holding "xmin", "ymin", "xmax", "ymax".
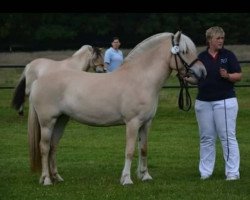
[
  {"xmin": 170, "ymin": 31, "xmax": 207, "ymax": 84},
  {"xmin": 91, "ymin": 47, "xmax": 106, "ymax": 73}
]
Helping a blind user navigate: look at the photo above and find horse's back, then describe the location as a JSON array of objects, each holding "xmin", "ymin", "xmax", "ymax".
[{"xmin": 26, "ymin": 58, "xmax": 65, "ymax": 75}]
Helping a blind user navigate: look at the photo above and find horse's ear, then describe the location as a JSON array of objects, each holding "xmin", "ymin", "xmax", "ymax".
[{"xmin": 174, "ymin": 31, "xmax": 182, "ymax": 44}]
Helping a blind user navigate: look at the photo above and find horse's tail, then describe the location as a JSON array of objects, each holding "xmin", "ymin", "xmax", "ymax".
[
  {"xmin": 11, "ymin": 72, "xmax": 26, "ymax": 116},
  {"xmin": 28, "ymin": 103, "xmax": 41, "ymax": 172}
]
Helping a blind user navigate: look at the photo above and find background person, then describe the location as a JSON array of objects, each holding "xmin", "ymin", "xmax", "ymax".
[
  {"xmin": 104, "ymin": 37, "xmax": 123, "ymax": 72},
  {"xmin": 195, "ymin": 26, "xmax": 242, "ymax": 181}
]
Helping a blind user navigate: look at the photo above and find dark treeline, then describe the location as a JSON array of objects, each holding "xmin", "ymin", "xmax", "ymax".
[{"xmin": 1, "ymin": 13, "xmax": 250, "ymax": 51}]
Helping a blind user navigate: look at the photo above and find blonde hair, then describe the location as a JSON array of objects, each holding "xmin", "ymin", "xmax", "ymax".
[{"xmin": 206, "ymin": 26, "xmax": 225, "ymax": 43}]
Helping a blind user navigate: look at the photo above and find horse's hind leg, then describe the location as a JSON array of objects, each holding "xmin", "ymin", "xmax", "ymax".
[
  {"xmin": 39, "ymin": 118, "xmax": 57, "ymax": 185},
  {"xmin": 137, "ymin": 121, "xmax": 153, "ymax": 181},
  {"xmin": 49, "ymin": 115, "xmax": 69, "ymax": 183},
  {"xmin": 120, "ymin": 120, "xmax": 139, "ymax": 185}
]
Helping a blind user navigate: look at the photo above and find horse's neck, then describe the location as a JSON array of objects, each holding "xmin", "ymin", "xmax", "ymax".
[
  {"xmin": 68, "ymin": 51, "xmax": 90, "ymax": 71},
  {"xmin": 125, "ymin": 44, "xmax": 172, "ymax": 92}
]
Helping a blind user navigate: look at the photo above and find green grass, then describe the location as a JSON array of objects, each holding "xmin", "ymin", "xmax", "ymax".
[{"xmin": 0, "ymin": 87, "xmax": 250, "ymax": 200}]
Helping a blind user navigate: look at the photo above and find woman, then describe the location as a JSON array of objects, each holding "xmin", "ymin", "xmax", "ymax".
[
  {"xmin": 195, "ymin": 26, "xmax": 242, "ymax": 181},
  {"xmin": 104, "ymin": 37, "xmax": 124, "ymax": 72}
]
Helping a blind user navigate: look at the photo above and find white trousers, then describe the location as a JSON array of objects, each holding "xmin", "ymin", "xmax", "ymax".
[{"xmin": 195, "ymin": 98, "xmax": 240, "ymax": 178}]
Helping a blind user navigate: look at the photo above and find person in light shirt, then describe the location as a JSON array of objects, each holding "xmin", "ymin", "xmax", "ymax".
[{"xmin": 104, "ymin": 37, "xmax": 123, "ymax": 72}]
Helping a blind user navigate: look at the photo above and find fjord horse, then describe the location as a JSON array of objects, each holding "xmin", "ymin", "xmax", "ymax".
[
  {"xmin": 11, "ymin": 45, "xmax": 105, "ymax": 116},
  {"xmin": 27, "ymin": 31, "xmax": 206, "ymax": 185}
]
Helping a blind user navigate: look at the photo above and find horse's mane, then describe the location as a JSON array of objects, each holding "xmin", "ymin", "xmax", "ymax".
[
  {"xmin": 124, "ymin": 32, "xmax": 197, "ymax": 62},
  {"xmin": 92, "ymin": 47, "xmax": 102, "ymax": 58},
  {"xmin": 73, "ymin": 45, "xmax": 92, "ymax": 56},
  {"xmin": 177, "ymin": 33, "xmax": 197, "ymax": 54},
  {"xmin": 73, "ymin": 45, "xmax": 102, "ymax": 58}
]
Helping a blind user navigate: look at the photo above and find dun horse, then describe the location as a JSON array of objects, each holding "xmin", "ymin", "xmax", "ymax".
[
  {"xmin": 25, "ymin": 31, "xmax": 206, "ymax": 185},
  {"xmin": 11, "ymin": 45, "xmax": 105, "ymax": 116}
]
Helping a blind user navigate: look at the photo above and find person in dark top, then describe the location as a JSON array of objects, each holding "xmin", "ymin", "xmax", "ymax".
[{"xmin": 195, "ymin": 26, "xmax": 242, "ymax": 181}]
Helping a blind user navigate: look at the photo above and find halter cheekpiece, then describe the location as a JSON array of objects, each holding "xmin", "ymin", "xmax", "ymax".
[{"xmin": 171, "ymin": 34, "xmax": 199, "ymax": 111}]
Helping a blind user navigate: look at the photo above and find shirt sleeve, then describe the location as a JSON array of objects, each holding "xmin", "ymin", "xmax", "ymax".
[
  {"xmin": 104, "ymin": 49, "xmax": 111, "ymax": 64},
  {"xmin": 228, "ymin": 51, "xmax": 241, "ymax": 73}
]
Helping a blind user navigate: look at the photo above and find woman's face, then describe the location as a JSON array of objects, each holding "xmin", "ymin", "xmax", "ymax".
[
  {"xmin": 209, "ymin": 34, "xmax": 225, "ymax": 50},
  {"xmin": 112, "ymin": 39, "xmax": 121, "ymax": 49}
]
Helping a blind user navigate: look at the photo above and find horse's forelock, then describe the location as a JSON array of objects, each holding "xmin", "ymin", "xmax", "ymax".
[
  {"xmin": 92, "ymin": 47, "xmax": 102, "ymax": 58},
  {"xmin": 179, "ymin": 34, "xmax": 197, "ymax": 54}
]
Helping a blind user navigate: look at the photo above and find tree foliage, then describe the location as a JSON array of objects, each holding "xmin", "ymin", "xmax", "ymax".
[{"xmin": 1, "ymin": 13, "xmax": 250, "ymax": 50}]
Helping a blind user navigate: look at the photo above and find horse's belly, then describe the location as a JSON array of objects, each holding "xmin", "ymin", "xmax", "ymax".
[
  {"xmin": 74, "ymin": 116, "xmax": 124, "ymax": 126},
  {"xmin": 72, "ymin": 114, "xmax": 124, "ymax": 126},
  {"xmin": 63, "ymin": 106, "xmax": 124, "ymax": 126}
]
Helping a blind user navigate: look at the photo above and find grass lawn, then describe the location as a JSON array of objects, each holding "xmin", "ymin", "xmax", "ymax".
[
  {"xmin": 0, "ymin": 86, "xmax": 250, "ymax": 200},
  {"xmin": 0, "ymin": 46, "xmax": 250, "ymax": 199}
]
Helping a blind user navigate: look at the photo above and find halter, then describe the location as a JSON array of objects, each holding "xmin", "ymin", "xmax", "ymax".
[
  {"xmin": 91, "ymin": 48, "xmax": 105, "ymax": 72},
  {"xmin": 171, "ymin": 35, "xmax": 199, "ymax": 72},
  {"xmin": 171, "ymin": 35, "xmax": 199, "ymax": 111}
]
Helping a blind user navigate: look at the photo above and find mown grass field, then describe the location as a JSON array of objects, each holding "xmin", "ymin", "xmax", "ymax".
[
  {"xmin": 0, "ymin": 86, "xmax": 250, "ymax": 200},
  {"xmin": 0, "ymin": 46, "xmax": 250, "ymax": 199}
]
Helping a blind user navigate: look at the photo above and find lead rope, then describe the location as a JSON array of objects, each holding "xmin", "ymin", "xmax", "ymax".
[
  {"xmin": 177, "ymin": 73, "xmax": 192, "ymax": 111},
  {"xmin": 174, "ymin": 54, "xmax": 192, "ymax": 111}
]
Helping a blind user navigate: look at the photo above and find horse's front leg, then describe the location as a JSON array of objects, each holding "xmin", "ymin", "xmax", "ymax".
[
  {"xmin": 137, "ymin": 121, "xmax": 153, "ymax": 181},
  {"xmin": 120, "ymin": 120, "xmax": 139, "ymax": 185}
]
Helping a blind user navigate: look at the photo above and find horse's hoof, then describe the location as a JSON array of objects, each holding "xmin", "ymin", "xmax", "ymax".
[
  {"xmin": 142, "ymin": 172, "xmax": 153, "ymax": 181},
  {"xmin": 43, "ymin": 177, "xmax": 53, "ymax": 186},
  {"xmin": 137, "ymin": 170, "xmax": 153, "ymax": 181},
  {"xmin": 120, "ymin": 175, "xmax": 133, "ymax": 185},
  {"xmin": 54, "ymin": 174, "xmax": 64, "ymax": 182},
  {"xmin": 39, "ymin": 176, "xmax": 53, "ymax": 185}
]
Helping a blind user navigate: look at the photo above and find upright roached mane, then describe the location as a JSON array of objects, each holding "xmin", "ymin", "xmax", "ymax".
[
  {"xmin": 24, "ymin": 31, "xmax": 206, "ymax": 186},
  {"xmin": 125, "ymin": 33, "xmax": 197, "ymax": 62}
]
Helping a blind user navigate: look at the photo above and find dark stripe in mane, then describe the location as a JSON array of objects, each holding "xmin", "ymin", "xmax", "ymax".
[{"xmin": 92, "ymin": 46, "xmax": 102, "ymax": 57}]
